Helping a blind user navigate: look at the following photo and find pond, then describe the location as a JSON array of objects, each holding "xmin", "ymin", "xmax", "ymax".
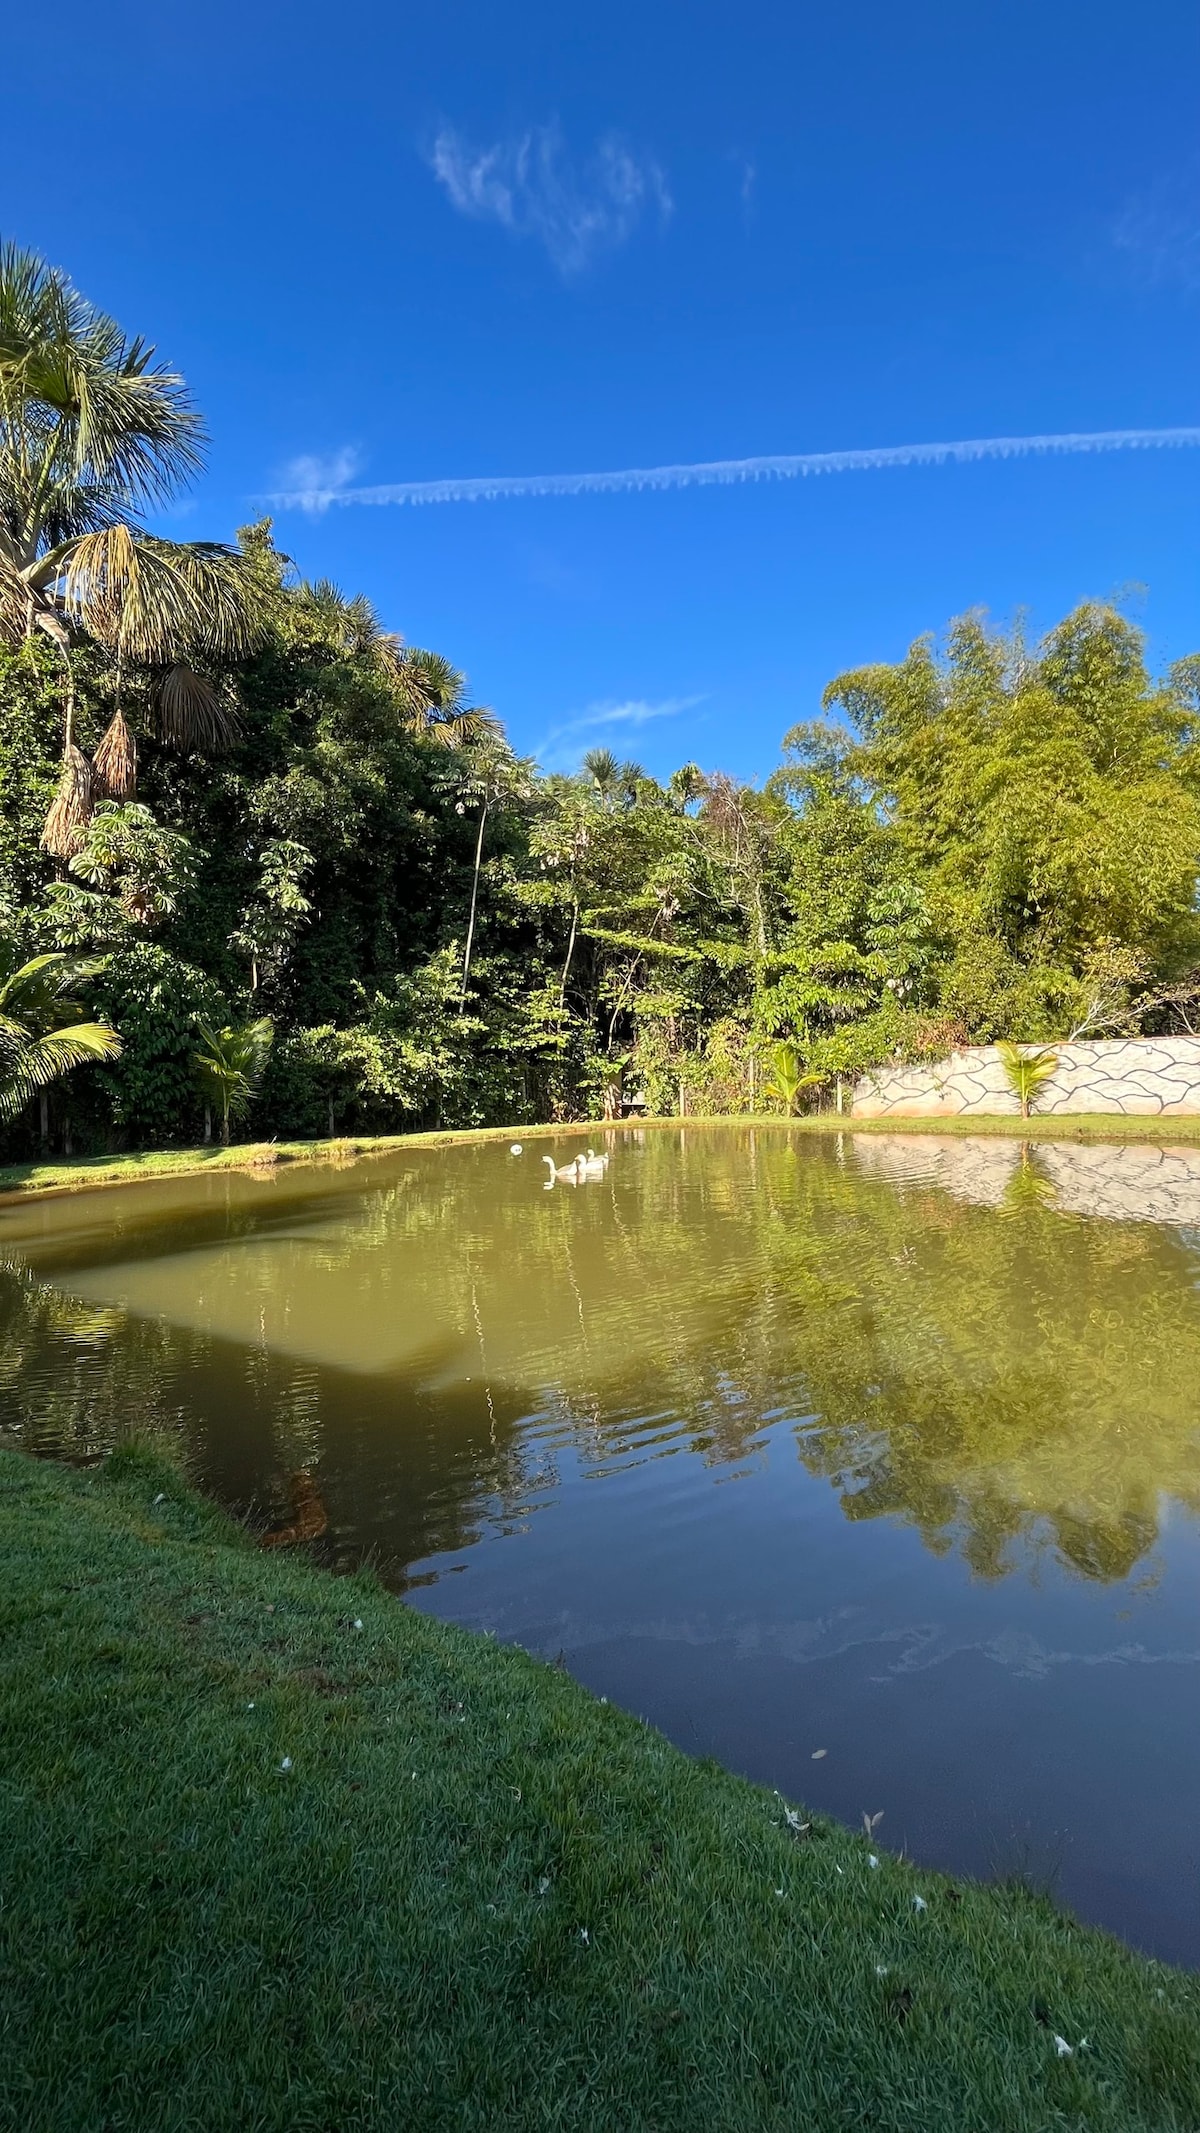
[{"xmin": 4, "ymin": 1123, "xmax": 1200, "ymax": 1965}]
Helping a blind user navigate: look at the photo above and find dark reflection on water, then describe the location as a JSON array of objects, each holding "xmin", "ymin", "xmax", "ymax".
[{"xmin": 3, "ymin": 1125, "xmax": 1200, "ymax": 1962}]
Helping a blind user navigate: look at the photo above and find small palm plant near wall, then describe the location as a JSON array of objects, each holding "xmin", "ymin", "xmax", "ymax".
[
  {"xmin": 996, "ymin": 1040, "xmax": 1059, "ymax": 1120},
  {"xmin": 193, "ymin": 1018, "xmax": 273, "ymax": 1144},
  {"xmin": 762, "ymin": 1042, "xmax": 824, "ymax": 1117}
]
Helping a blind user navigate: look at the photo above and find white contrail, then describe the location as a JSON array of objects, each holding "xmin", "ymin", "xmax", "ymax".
[{"xmin": 266, "ymin": 426, "xmax": 1200, "ymax": 513}]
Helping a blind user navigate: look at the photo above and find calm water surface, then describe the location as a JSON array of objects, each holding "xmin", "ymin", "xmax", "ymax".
[{"xmin": 4, "ymin": 1124, "xmax": 1200, "ymax": 1963}]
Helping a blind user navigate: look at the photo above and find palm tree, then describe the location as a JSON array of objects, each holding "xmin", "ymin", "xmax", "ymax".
[
  {"xmin": 761, "ymin": 1040, "xmax": 824, "ymax": 1117},
  {"xmin": 193, "ymin": 1017, "xmax": 274, "ymax": 1145},
  {"xmin": 996, "ymin": 1040, "xmax": 1060, "ymax": 1120},
  {"xmin": 581, "ymin": 746, "xmax": 620, "ymax": 798},
  {"xmin": 295, "ymin": 582, "xmax": 498, "ymax": 747},
  {"xmin": 0, "ymin": 948, "xmax": 122, "ymax": 1129},
  {"xmin": 0, "ymin": 243, "xmax": 267, "ymax": 851}
]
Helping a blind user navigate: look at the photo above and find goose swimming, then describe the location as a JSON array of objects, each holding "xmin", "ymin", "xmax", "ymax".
[{"xmin": 544, "ymin": 1154, "xmax": 583, "ymax": 1184}]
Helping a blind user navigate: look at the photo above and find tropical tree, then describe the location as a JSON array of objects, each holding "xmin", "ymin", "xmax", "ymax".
[
  {"xmin": 193, "ymin": 1017, "xmax": 274, "ymax": 1144},
  {"xmin": 0, "ymin": 947, "xmax": 121, "ymax": 1128},
  {"xmin": 0, "ymin": 242, "xmax": 268, "ymax": 852}
]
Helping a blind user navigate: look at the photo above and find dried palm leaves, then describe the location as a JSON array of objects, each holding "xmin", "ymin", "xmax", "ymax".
[
  {"xmin": 40, "ymin": 745, "xmax": 93, "ymax": 858},
  {"xmin": 91, "ymin": 708, "xmax": 137, "ymax": 799},
  {"xmin": 154, "ymin": 663, "xmax": 240, "ymax": 752}
]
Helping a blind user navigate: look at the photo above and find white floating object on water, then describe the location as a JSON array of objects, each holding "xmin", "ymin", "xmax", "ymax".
[{"xmin": 510, "ymin": 1144, "xmax": 522, "ymax": 1155}]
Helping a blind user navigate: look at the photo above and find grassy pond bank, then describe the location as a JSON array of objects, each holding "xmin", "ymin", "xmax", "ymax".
[{"xmin": 4, "ymin": 1443, "xmax": 1200, "ymax": 2132}]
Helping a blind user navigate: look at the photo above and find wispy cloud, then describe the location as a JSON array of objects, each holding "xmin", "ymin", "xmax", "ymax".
[
  {"xmin": 427, "ymin": 122, "xmax": 672, "ymax": 276},
  {"xmin": 264, "ymin": 427, "xmax": 1200, "ymax": 515},
  {"xmin": 536, "ymin": 694, "xmax": 703, "ymax": 772},
  {"xmin": 1113, "ymin": 173, "xmax": 1200, "ymax": 292},
  {"xmin": 275, "ymin": 446, "xmax": 362, "ymax": 514}
]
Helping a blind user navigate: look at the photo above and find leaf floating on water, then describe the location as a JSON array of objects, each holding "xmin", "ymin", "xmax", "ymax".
[{"xmin": 811, "ymin": 1748, "xmax": 827, "ymax": 1760}]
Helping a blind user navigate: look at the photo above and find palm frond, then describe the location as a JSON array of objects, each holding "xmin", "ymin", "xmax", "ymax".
[
  {"xmin": 424, "ymin": 706, "xmax": 503, "ymax": 749},
  {"xmin": 40, "ymin": 744, "xmax": 93, "ymax": 858},
  {"xmin": 92, "ymin": 707, "xmax": 137, "ymax": 798},
  {"xmin": 0, "ymin": 241, "xmax": 204, "ymax": 554},
  {"xmin": 153, "ymin": 663, "xmax": 240, "ymax": 753},
  {"xmin": 57, "ymin": 525, "xmax": 266, "ymax": 666},
  {"xmin": 0, "ymin": 1021, "xmax": 122, "ymax": 1122}
]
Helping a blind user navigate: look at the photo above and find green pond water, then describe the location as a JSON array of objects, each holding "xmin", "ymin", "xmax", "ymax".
[{"xmin": 4, "ymin": 1123, "xmax": 1200, "ymax": 1963}]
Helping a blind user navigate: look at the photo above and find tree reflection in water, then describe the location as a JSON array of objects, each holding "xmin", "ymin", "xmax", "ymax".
[{"xmin": 2, "ymin": 1126, "xmax": 1200, "ymax": 1590}]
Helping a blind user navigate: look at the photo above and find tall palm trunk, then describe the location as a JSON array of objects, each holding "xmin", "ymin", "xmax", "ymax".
[{"xmin": 459, "ymin": 801, "xmax": 488, "ymax": 1009}]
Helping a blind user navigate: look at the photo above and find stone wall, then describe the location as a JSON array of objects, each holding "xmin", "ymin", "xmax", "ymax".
[{"xmin": 852, "ymin": 1038, "xmax": 1200, "ymax": 1119}]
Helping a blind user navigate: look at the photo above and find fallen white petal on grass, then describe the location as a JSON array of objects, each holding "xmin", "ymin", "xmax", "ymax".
[
  {"xmin": 537, "ymin": 1876, "xmax": 552, "ymax": 1897},
  {"xmin": 1054, "ymin": 2036, "xmax": 1073, "ymax": 2058},
  {"xmin": 783, "ymin": 1807, "xmax": 810, "ymax": 1835},
  {"xmin": 868, "ymin": 1855, "xmax": 880, "ymax": 1869},
  {"xmin": 875, "ymin": 1964, "xmax": 889, "ymax": 1977},
  {"xmin": 579, "ymin": 1928, "xmax": 590, "ymax": 1945},
  {"xmin": 774, "ymin": 1885, "xmax": 785, "ymax": 1897},
  {"xmin": 153, "ymin": 1493, "xmax": 166, "ymax": 1506},
  {"xmin": 279, "ymin": 1757, "xmax": 292, "ymax": 1772},
  {"xmin": 912, "ymin": 1895, "xmax": 927, "ymax": 1913},
  {"xmin": 353, "ymin": 1618, "xmax": 364, "ymax": 1631}
]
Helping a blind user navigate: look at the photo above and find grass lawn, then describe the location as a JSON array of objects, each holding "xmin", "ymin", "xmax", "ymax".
[
  {"xmin": 4, "ymin": 1108, "xmax": 1200, "ymax": 1204},
  {"xmin": 3, "ymin": 1448, "xmax": 1199, "ymax": 2130}
]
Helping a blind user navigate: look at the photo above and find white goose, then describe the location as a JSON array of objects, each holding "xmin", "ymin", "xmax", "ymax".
[
  {"xmin": 580, "ymin": 1147, "xmax": 610, "ymax": 1177},
  {"xmin": 544, "ymin": 1154, "xmax": 583, "ymax": 1184}
]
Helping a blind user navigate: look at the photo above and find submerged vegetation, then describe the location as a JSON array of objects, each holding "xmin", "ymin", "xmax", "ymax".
[
  {"xmin": 4, "ymin": 239, "xmax": 1200, "ymax": 1159},
  {"xmin": 3, "ymin": 1441, "xmax": 1200, "ymax": 2132}
]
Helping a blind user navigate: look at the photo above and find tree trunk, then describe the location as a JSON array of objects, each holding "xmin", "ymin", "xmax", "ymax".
[
  {"xmin": 203, "ymin": 1107, "xmax": 212, "ymax": 1144},
  {"xmin": 220, "ymin": 1097, "xmax": 231, "ymax": 1146},
  {"xmin": 327, "ymin": 1098, "xmax": 335, "ymax": 1138},
  {"xmin": 39, "ymin": 1092, "xmax": 49, "ymax": 1148},
  {"xmin": 558, "ymin": 896, "xmax": 579, "ymax": 1009},
  {"xmin": 460, "ymin": 802, "xmax": 488, "ymax": 1008}
]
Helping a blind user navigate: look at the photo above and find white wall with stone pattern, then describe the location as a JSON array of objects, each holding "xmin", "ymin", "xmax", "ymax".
[{"xmin": 852, "ymin": 1038, "xmax": 1200, "ymax": 1119}]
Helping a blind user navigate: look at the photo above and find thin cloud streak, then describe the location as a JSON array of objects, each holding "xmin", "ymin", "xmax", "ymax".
[
  {"xmin": 536, "ymin": 694, "xmax": 702, "ymax": 772},
  {"xmin": 265, "ymin": 427, "xmax": 1200, "ymax": 513}
]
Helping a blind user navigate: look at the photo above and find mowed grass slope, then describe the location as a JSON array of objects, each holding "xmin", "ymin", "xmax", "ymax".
[{"xmin": 2, "ymin": 1447, "xmax": 1199, "ymax": 2132}]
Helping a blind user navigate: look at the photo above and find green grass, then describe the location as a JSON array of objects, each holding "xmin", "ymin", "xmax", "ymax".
[
  {"xmin": 4, "ymin": 1107, "xmax": 1200, "ymax": 1204},
  {"xmin": 3, "ymin": 1448, "xmax": 1199, "ymax": 2131}
]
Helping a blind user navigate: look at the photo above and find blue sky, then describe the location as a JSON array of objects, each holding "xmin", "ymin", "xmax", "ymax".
[{"xmin": 5, "ymin": 1, "xmax": 1200, "ymax": 779}]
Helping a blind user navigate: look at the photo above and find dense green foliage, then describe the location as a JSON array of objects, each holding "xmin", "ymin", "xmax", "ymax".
[
  {"xmin": 3, "ymin": 1442, "xmax": 1199, "ymax": 2132},
  {"xmin": 2, "ymin": 248, "xmax": 1199, "ymax": 1154},
  {"xmin": 5, "ymin": 569, "xmax": 1200, "ymax": 1153}
]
